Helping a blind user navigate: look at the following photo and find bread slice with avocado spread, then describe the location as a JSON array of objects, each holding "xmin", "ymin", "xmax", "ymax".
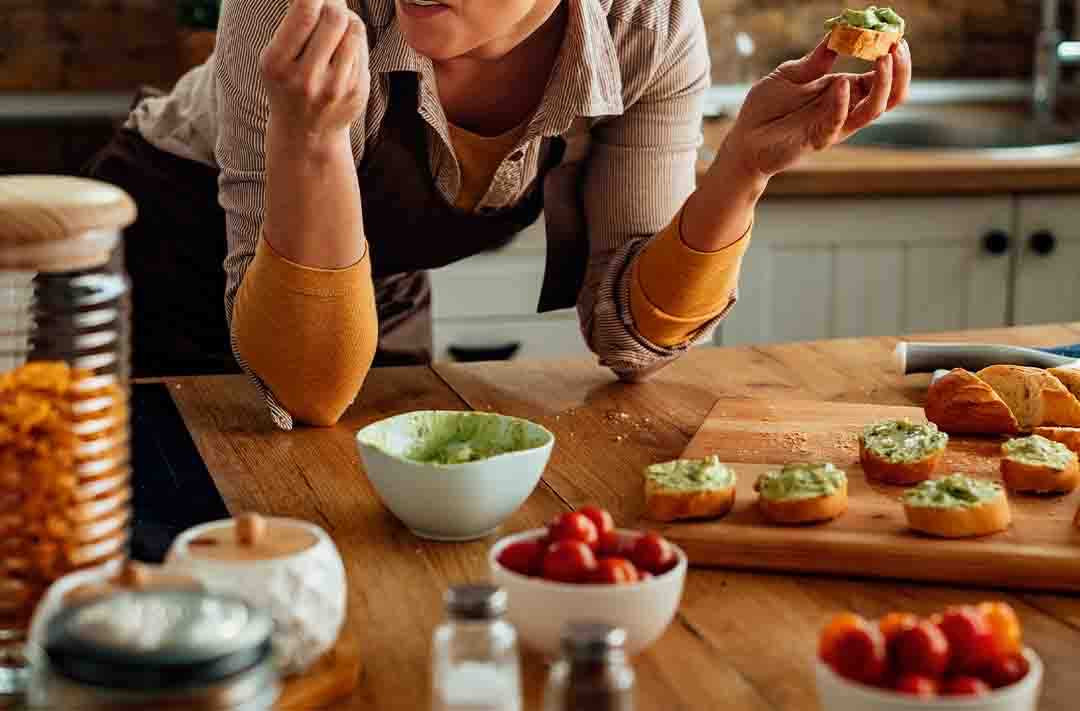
[
  {"xmin": 643, "ymin": 456, "xmax": 737, "ymax": 522},
  {"xmin": 1000, "ymin": 434, "xmax": 1080, "ymax": 494},
  {"xmin": 825, "ymin": 7, "xmax": 904, "ymax": 61},
  {"xmin": 1033, "ymin": 426, "xmax": 1080, "ymax": 455},
  {"xmin": 753, "ymin": 463, "xmax": 848, "ymax": 525},
  {"xmin": 859, "ymin": 420, "xmax": 948, "ymax": 485},
  {"xmin": 903, "ymin": 474, "xmax": 1011, "ymax": 538}
]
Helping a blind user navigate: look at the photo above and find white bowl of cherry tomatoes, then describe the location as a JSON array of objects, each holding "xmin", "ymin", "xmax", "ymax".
[
  {"xmin": 489, "ymin": 506, "xmax": 686, "ymax": 658},
  {"xmin": 815, "ymin": 602, "xmax": 1042, "ymax": 710}
]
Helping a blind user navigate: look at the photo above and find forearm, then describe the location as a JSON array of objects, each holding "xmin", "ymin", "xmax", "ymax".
[
  {"xmin": 681, "ymin": 137, "xmax": 769, "ymax": 253},
  {"xmin": 264, "ymin": 119, "xmax": 365, "ymax": 268}
]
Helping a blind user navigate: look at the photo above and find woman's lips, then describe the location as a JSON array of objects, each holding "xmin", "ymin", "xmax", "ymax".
[{"xmin": 399, "ymin": 0, "xmax": 451, "ymax": 19}]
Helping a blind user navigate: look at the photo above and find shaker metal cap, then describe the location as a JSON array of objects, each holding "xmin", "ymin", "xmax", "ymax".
[
  {"xmin": 44, "ymin": 589, "xmax": 273, "ymax": 691},
  {"xmin": 560, "ymin": 622, "xmax": 627, "ymax": 659},
  {"xmin": 444, "ymin": 585, "xmax": 507, "ymax": 620}
]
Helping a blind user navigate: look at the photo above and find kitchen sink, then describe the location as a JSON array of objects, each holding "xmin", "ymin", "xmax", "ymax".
[{"xmin": 843, "ymin": 105, "xmax": 1080, "ymax": 154}]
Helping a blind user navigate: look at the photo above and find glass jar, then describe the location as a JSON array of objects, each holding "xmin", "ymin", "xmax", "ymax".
[
  {"xmin": 432, "ymin": 585, "xmax": 522, "ymax": 711},
  {"xmin": 0, "ymin": 176, "xmax": 136, "ymax": 692},
  {"xmin": 28, "ymin": 589, "xmax": 278, "ymax": 710},
  {"xmin": 543, "ymin": 623, "xmax": 634, "ymax": 711}
]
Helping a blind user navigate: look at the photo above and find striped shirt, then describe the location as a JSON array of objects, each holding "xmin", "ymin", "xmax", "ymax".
[{"xmin": 127, "ymin": 0, "xmax": 724, "ymax": 428}]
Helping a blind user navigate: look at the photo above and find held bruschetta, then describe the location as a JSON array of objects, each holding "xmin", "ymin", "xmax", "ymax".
[{"xmin": 825, "ymin": 6, "xmax": 904, "ymax": 61}]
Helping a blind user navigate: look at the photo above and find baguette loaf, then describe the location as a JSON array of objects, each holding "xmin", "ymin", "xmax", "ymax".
[
  {"xmin": 924, "ymin": 369, "xmax": 1020, "ymax": 435},
  {"xmin": 1048, "ymin": 367, "xmax": 1080, "ymax": 401},
  {"xmin": 924, "ymin": 366, "xmax": 1080, "ymax": 435},
  {"xmin": 976, "ymin": 365, "xmax": 1080, "ymax": 430}
]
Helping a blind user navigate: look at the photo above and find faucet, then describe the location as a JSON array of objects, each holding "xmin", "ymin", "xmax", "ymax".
[{"xmin": 1034, "ymin": 0, "xmax": 1080, "ymax": 123}]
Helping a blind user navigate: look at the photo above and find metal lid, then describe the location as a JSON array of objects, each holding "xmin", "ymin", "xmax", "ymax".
[
  {"xmin": 560, "ymin": 622, "xmax": 627, "ymax": 661},
  {"xmin": 444, "ymin": 585, "xmax": 507, "ymax": 620},
  {"xmin": 44, "ymin": 589, "xmax": 273, "ymax": 691},
  {"xmin": 0, "ymin": 175, "xmax": 135, "ymax": 271}
]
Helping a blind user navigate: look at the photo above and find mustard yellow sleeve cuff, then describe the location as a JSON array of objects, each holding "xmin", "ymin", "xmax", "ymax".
[
  {"xmin": 630, "ymin": 210, "xmax": 751, "ymax": 347},
  {"xmin": 232, "ymin": 234, "xmax": 378, "ymax": 426}
]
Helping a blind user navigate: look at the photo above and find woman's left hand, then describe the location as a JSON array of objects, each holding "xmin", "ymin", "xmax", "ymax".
[{"xmin": 721, "ymin": 37, "xmax": 912, "ymax": 181}]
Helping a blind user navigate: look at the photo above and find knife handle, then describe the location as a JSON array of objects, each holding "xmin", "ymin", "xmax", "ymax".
[{"xmin": 895, "ymin": 342, "xmax": 1074, "ymax": 374}]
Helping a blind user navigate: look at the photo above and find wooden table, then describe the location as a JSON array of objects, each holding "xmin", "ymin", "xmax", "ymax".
[{"xmin": 164, "ymin": 323, "xmax": 1080, "ymax": 711}]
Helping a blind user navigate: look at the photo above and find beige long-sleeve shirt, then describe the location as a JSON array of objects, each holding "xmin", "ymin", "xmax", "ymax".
[{"xmin": 127, "ymin": 0, "xmax": 746, "ymax": 429}]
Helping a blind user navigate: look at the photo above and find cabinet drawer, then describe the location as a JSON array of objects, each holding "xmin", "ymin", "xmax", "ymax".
[
  {"xmin": 430, "ymin": 255, "xmax": 546, "ymax": 319},
  {"xmin": 433, "ymin": 315, "xmax": 590, "ymax": 362}
]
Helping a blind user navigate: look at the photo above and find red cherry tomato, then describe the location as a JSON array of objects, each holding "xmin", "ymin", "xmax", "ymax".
[
  {"xmin": 938, "ymin": 607, "xmax": 998, "ymax": 674},
  {"xmin": 596, "ymin": 531, "xmax": 632, "ymax": 557},
  {"xmin": 638, "ymin": 570, "xmax": 653, "ymax": 581},
  {"xmin": 579, "ymin": 506, "xmax": 615, "ymax": 539},
  {"xmin": 496, "ymin": 540, "xmax": 545, "ymax": 577},
  {"xmin": 977, "ymin": 602, "xmax": 1023, "ymax": 657},
  {"xmin": 631, "ymin": 532, "xmax": 677, "ymax": 575},
  {"xmin": 588, "ymin": 557, "xmax": 639, "ymax": 585},
  {"xmin": 894, "ymin": 621, "xmax": 951, "ymax": 678},
  {"xmin": 819, "ymin": 614, "xmax": 888, "ymax": 686},
  {"xmin": 983, "ymin": 653, "xmax": 1029, "ymax": 689},
  {"xmin": 878, "ymin": 612, "xmax": 918, "ymax": 648},
  {"xmin": 541, "ymin": 541, "xmax": 597, "ymax": 583},
  {"xmin": 548, "ymin": 512, "xmax": 599, "ymax": 549},
  {"xmin": 894, "ymin": 674, "xmax": 939, "ymax": 698},
  {"xmin": 943, "ymin": 676, "xmax": 990, "ymax": 696}
]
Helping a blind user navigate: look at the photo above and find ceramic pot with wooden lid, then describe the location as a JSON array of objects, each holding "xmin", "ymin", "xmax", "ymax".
[
  {"xmin": 165, "ymin": 513, "xmax": 348, "ymax": 676},
  {"xmin": 0, "ymin": 176, "xmax": 136, "ymax": 693}
]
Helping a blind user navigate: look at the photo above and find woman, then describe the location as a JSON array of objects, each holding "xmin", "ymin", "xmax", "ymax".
[{"xmin": 91, "ymin": 0, "xmax": 910, "ymax": 428}]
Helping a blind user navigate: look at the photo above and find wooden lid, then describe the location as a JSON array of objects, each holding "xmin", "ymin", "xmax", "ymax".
[
  {"xmin": 63, "ymin": 561, "xmax": 204, "ymax": 607},
  {"xmin": 0, "ymin": 175, "xmax": 136, "ymax": 271},
  {"xmin": 186, "ymin": 513, "xmax": 319, "ymax": 562}
]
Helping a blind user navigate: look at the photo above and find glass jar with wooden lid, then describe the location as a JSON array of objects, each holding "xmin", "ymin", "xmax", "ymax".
[{"xmin": 0, "ymin": 175, "xmax": 136, "ymax": 693}]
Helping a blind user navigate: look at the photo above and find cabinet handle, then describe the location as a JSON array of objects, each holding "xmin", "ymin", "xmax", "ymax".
[
  {"xmin": 448, "ymin": 343, "xmax": 521, "ymax": 362},
  {"xmin": 1029, "ymin": 230, "xmax": 1057, "ymax": 256},
  {"xmin": 982, "ymin": 230, "xmax": 1011, "ymax": 255}
]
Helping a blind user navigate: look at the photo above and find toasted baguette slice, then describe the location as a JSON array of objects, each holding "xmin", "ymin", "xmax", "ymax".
[
  {"xmin": 1000, "ymin": 435, "xmax": 1080, "ymax": 494},
  {"xmin": 1032, "ymin": 426, "xmax": 1080, "ymax": 454},
  {"xmin": 643, "ymin": 457, "xmax": 737, "ymax": 522},
  {"xmin": 1075, "ymin": 503, "xmax": 1080, "ymax": 530},
  {"xmin": 903, "ymin": 475, "xmax": 1011, "ymax": 538},
  {"xmin": 976, "ymin": 365, "xmax": 1080, "ymax": 430},
  {"xmin": 827, "ymin": 24, "xmax": 901, "ymax": 61},
  {"xmin": 754, "ymin": 463, "xmax": 848, "ymax": 525},
  {"xmin": 925, "ymin": 369, "xmax": 1020, "ymax": 435},
  {"xmin": 904, "ymin": 494, "xmax": 1011, "ymax": 538},
  {"xmin": 859, "ymin": 420, "xmax": 947, "ymax": 485}
]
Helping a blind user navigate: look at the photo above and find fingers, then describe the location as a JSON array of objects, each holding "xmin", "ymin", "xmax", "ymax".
[
  {"xmin": 265, "ymin": 0, "xmax": 324, "ymax": 69},
  {"xmin": 844, "ymin": 53, "xmax": 892, "ymax": 134},
  {"xmin": 887, "ymin": 39, "xmax": 912, "ymax": 110},
  {"xmin": 777, "ymin": 37, "xmax": 839, "ymax": 85},
  {"xmin": 774, "ymin": 77, "xmax": 849, "ymax": 152},
  {"xmin": 329, "ymin": 16, "xmax": 365, "ymax": 99}
]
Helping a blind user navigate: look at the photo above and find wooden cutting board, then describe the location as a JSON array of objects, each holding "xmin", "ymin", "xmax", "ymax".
[{"xmin": 653, "ymin": 398, "xmax": 1080, "ymax": 592}]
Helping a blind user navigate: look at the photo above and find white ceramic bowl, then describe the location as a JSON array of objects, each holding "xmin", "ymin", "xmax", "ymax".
[
  {"xmin": 814, "ymin": 648, "xmax": 1043, "ymax": 711},
  {"xmin": 488, "ymin": 528, "xmax": 687, "ymax": 658},
  {"xmin": 355, "ymin": 411, "xmax": 554, "ymax": 541}
]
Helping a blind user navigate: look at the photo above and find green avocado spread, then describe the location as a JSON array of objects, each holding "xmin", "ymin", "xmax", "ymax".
[
  {"xmin": 755, "ymin": 463, "xmax": 846, "ymax": 502},
  {"xmin": 825, "ymin": 6, "xmax": 905, "ymax": 34},
  {"xmin": 358, "ymin": 411, "xmax": 551, "ymax": 466},
  {"xmin": 1003, "ymin": 435, "xmax": 1075, "ymax": 471},
  {"xmin": 903, "ymin": 474, "xmax": 1002, "ymax": 509},
  {"xmin": 645, "ymin": 456, "xmax": 736, "ymax": 491},
  {"xmin": 861, "ymin": 420, "xmax": 948, "ymax": 463}
]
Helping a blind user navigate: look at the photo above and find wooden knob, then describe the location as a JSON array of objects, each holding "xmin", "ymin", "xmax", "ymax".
[
  {"xmin": 236, "ymin": 513, "xmax": 267, "ymax": 546},
  {"xmin": 116, "ymin": 561, "xmax": 151, "ymax": 589}
]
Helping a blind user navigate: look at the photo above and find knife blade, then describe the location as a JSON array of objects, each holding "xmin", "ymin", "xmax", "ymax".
[{"xmin": 895, "ymin": 342, "xmax": 1080, "ymax": 376}]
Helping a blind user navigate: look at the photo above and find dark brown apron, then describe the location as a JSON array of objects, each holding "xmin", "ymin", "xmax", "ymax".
[{"xmin": 84, "ymin": 73, "xmax": 568, "ymax": 377}]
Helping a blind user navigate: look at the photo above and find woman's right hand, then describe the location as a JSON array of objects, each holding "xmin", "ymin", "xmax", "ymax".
[{"xmin": 259, "ymin": 0, "xmax": 369, "ymax": 147}]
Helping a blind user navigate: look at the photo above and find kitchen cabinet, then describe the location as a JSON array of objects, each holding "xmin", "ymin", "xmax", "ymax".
[
  {"xmin": 719, "ymin": 197, "xmax": 1014, "ymax": 346},
  {"xmin": 1013, "ymin": 195, "xmax": 1080, "ymax": 326}
]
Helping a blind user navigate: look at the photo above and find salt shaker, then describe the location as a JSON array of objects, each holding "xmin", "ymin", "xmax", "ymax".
[
  {"xmin": 543, "ymin": 622, "xmax": 634, "ymax": 711},
  {"xmin": 432, "ymin": 585, "xmax": 522, "ymax": 711}
]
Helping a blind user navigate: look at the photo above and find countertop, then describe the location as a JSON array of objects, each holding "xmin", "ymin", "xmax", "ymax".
[{"xmin": 163, "ymin": 322, "xmax": 1080, "ymax": 710}]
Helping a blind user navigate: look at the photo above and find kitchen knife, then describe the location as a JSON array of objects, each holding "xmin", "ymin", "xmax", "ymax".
[{"xmin": 895, "ymin": 341, "xmax": 1080, "ymax": 376}]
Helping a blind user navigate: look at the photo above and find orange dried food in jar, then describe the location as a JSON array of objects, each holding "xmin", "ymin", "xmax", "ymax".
[{"xmin": 0, "ymin": 361, "xmax": 127, "ymax": 628}]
